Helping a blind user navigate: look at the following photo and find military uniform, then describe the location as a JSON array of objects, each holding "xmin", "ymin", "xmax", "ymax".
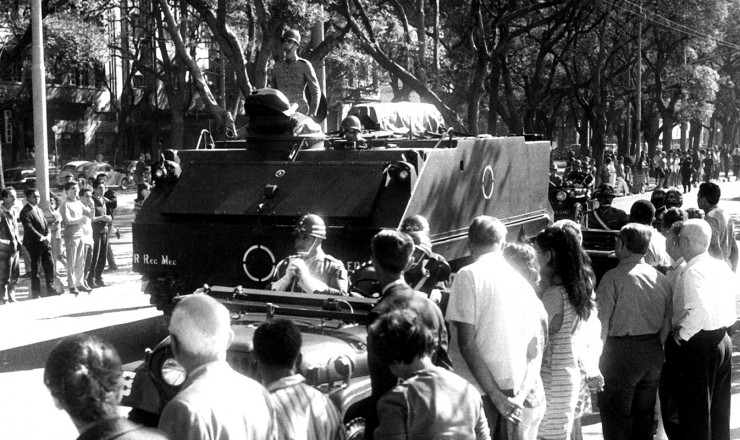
[
  {"xmin": 587, "ymin": 206, "xmax": 629, "ymax": 230},
  {"xmin": 271, "ymin": 57, "xmax": 321, "ymax": 116},
  {"xmin": 273, "ymin": 248, "xmax": 348, "ymax": 296}
]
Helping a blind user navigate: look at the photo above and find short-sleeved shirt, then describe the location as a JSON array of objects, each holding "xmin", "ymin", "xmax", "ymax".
[
  {"xmin": 446, "ymin": 251, "xmax": 546, "ymax": 392},
  {"xmin": 596, "ymin": 254, "xmax": 672, "ymax": 339},
  {"xmin": 672, "ymin": 253, "xmax": 736, "ymax": 342},
  {"xmin": 704, "ymin": 205, "xmax": 735, "ymax": 268},
  {"xmin": 267, "ymin": 374, "xmax": 346, "ymax": 440},
  {"xmin": 272, "ymin": 249, "xmax": 348, "ymax": 296}
]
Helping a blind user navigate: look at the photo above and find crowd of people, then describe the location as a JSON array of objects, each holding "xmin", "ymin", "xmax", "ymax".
[
  {"xmin": 41, "ymin": 171, "xmax": 737, "ymax": 440},
  {"xmin": 552, "ymin": 145, "xmax": 740, "ymax": 198},
  {"xmin": 0, "ymin": 173, "xmax": 126, "ymax": 303}
]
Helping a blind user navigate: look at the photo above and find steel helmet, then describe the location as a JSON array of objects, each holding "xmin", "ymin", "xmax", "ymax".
[
  {"xmin": 341, "ymin": 115, "xmax": 362, "ymax": 133},
  {"xmin": 281, "ymin": 29, "xmax": 301, "ymax": 45},
  {"xmin": 294, "ymin": 214, "xmax": 326, "ymax": 239}
]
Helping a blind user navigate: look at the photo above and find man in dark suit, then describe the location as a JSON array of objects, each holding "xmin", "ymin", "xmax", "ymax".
[
  {"xmin": 0, "ymin": 187, "xmax": 19, "ymax": 303},
  {"xmin": 20, "ymin": 189, "xmax": 57, "ymax": 298},
  {"xmin": 364, "ymin": 229, "xmax": 451, "ymax": 440}
]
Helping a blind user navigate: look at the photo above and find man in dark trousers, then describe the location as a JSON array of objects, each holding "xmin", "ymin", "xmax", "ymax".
[
  {"xmin": 20, "ymin": 189, "xmax": 58, "ymax": 298},
  {"xmin": 596, "ymin": 223, "xmax": 671, "ymax": 440},
  {"xmin": 664, "ymin": 220, "xmax": 735, "ymax": 440},
  {"xmin": 0, "ymin": 187, "xmax": 20, "ymax": 303},
  {"xmin": 87, "ymin": 180, "xmax": 112, "ymax": 288},
  {"xmin": 364, "ymin": 229, "xmax": 451, "ymax": 440}
]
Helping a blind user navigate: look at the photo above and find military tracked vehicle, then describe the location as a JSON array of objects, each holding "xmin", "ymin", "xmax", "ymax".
[
  {"xmin": 134, "ymin": 90, "xmax": 553, "ymax": 311},
  {"xmin": 126, "ymin": 89, "xmax": 553, "ymax": 436}
]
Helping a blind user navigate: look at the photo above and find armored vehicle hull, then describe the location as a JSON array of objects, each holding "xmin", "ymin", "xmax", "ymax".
[{"xmin": 134, "ymin": 135, "xmax": 552, "ymax": 310}]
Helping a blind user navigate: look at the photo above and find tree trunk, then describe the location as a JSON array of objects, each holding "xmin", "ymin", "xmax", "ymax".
[{"xmin": 680, "ymin": 121, "xmax": 687, "ymax": 151}]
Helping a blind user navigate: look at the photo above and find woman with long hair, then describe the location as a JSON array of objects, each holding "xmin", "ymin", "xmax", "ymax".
[
  {"xmin": 44, "ymin": 334, "xmax": 168, "ymax": 440},
  {"xmin": 533, "ymin": 226, "xmax": 600, "ymax": 440}
]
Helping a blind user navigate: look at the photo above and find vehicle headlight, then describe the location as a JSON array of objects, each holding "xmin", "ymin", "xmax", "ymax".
[
  {"xmin": 160, "ymin": 357, "xmax": 187, "ymax": 387},
  {"xmin": 556, "ymin": 191, "xmax": 567, "ymax": 201}
]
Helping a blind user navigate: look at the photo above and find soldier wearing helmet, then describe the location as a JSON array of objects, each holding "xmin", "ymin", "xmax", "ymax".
[
  {"xmin": 270, "ymin": 29, "xmax": 321, "ymax": 118},
  {"xmin": 271, "ymin": 214, "xmax": 348, "ymax": 296},
  {"xmin": 340, "ymin": 115, "xmax": 366, "ymax": 144}
]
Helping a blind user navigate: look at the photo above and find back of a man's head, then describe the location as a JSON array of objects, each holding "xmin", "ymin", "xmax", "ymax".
[
  {"xmin": 253, "ymin": 319, "xmax": 301, "ymax": 369},
  {"xmin": 468, "ymin": 216, "xmax": 507, "ymax": 251},
  {"xmin": 170, "ymin": 294, "xmax": 232, "ymax": 369},
  {"xmin": 680, "ymin": 219, "xmax": 711, "ymax": 256},
  {"xmin": 371, "ymin": 229, "xmax": 414, "ymax": 274},
  {"xmin": 619, "ymin": 223, "xmax": 652, "ymax": 255},
  {"xmin": 629, "ymin": 199, "xmax": 656, "ymax": 225},
  {"xmin": 698, "ymin": 182, "xmax": 721, "ymax": 206}
]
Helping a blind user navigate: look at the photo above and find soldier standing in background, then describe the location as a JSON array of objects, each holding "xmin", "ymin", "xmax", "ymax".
[{"xmin": 271, "ymin": 29, "xmax": 321, "ymax": 118}]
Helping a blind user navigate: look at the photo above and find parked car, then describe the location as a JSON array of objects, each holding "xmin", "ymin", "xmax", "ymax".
[
  {"xmin": 56, "ymin": 161, "xmax": 92, "ymax": 187},
  {"xmin": 116, "ymin": 160, "xmax": 138, "ymax": 183},
  {"xmin": 80, "ymin": 162, "xmax": 132, "ymax": 190},
  {"xmin": 3, "ymin": 167, "xmax": 37, "ymax": 190}
]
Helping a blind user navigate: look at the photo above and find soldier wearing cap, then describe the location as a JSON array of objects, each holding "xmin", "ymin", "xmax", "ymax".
[
  {"xmin": 587, "ymin": 184, "xmax": 629, "ymax": 230},
  {"xmin": 270, "ymin": 29, "xmax": 321, "ymax": 118},
  {"xmin": 271, "ymin": 214, "xmax": 348, "ymax": 296}
]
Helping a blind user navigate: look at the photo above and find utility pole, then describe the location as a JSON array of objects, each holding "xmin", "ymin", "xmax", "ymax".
[
  {"xmin": 635, "ymin": 0, "xmax": 643, "ymax": 160},
  {"xmin": 31, "ymin": 0, "xmax": 50, "ymax": 209}
]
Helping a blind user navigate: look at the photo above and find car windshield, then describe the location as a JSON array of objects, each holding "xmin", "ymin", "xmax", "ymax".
[{"xmin": 62, "ymin": 164, "xmax": 77, "ymax": 172}]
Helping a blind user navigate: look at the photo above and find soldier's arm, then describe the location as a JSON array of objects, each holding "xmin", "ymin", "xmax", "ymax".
[{"xmin": 303, "ymin": 61, "xmax": 321, "ymax": 117}]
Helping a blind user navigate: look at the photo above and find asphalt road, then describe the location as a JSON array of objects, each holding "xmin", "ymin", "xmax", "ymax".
[{"xmin": 0, "ymin": 183, "xmax": 738, "ymax": 439}]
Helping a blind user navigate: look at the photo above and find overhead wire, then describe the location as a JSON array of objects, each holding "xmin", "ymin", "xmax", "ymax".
[{"xmin": 600, "ymin": 0, "xmax": 740, "ymax": 52}]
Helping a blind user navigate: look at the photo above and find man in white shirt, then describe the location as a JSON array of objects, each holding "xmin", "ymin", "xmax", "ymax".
[
  {"xmin": 665, "ymin": 219, "xmax": 735, "ymax": 440},
  {"xmin": 697, "ymin": 182, "xmax": 738, "ymax": 271},
  {"xmin": 629, "ymin": 199, "xmax": 672, "ymax": 267},
  {"xmin": 447, "ymin": 216, "xmax": 547, "ymax": 440}
]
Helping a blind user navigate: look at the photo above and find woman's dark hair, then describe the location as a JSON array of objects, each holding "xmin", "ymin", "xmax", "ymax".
[
  {"xmin": 44, "ymin": 334, "xmax": 123, "ymax": 424},
  {"xmin": 369, "ymin": 309, "xmax": 435, "ymax": 365},
  {"xmin": 534, "ymin": 226, "xmax": 595, "ymax": 320}
]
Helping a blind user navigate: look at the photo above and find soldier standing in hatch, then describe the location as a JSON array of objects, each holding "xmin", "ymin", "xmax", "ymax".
[
  {"xmin": 271, "ymin": 29, "xmax": 321, "ymax": 118},
  {"xmin": 271, "ymin": 214, "xmax": 348, "ymax": 296}
]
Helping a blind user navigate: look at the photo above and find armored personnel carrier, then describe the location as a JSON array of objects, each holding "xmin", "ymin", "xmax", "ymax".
[
  {"xmin": 134, "ymin": 90, "xmax": 553, "ymax": 311},
  {"xmin": 125, "ymin": 89, "xmax": 553, "ymax": 437}
]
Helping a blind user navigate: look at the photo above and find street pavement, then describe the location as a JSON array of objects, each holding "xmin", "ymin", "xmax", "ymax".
[{"xmin": 0, "ymin": 182, "xmax": 739, "ymax": 439}]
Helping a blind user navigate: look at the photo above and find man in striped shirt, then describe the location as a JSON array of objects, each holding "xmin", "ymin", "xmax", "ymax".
[{"xmin": 253, "ymin": 319, "xmax": 347, "ymax": 440}]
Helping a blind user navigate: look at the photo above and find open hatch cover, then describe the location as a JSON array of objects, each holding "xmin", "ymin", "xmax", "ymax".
[{"xmin": 162, "ymin": 161, "xmax": 386, "ymax": 218}]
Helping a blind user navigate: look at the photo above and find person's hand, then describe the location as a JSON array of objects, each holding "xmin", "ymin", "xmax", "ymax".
[
  {"xmin": 491, "ymin": 396, "xmax": 523, "ymax": 425},
  {"xmin": 588, "ymin": 373, "xmax": 605, "ymax": 392},
  {"xmin": 104, "ymin": 215, "xmax": 112, "ymax": 222},
  {"xmin": 287, "ymin": 257, "xmax": 309, "ymax": 281}
]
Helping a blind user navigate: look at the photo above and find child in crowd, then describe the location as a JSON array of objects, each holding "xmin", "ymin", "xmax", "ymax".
[
  {"xmin": 369, "ymin": 308, "xmax": 490, "ymax": 440},
  {"xmin": 253, "ymin": 319, "xmax": 346, "ymax": 440}
]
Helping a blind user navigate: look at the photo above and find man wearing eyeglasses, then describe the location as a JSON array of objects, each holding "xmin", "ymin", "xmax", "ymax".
[{"xmin": 20, "ymin": 189, "xmax": 59, "ymax": 298}]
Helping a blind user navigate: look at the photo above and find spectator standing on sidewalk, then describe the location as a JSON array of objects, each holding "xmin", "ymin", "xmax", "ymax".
[
  {"xmin": 44, "ymin": 196, "xmax": 66, "ymax": 292},
  {"xmin": 103, "ymin": 186, "xmax": 119, "ymax": 271},
  {"xmin": 664, "ymin": 220, "xmax": 735, "ymax": 440},
  {"xmin": 447, "ymin": 217, "xmax": 546, "ymax": 440},
  {"xmin": 253, "ymin": 319, "xmax": 346, "ymax": 440},
  {"xmin": 87, "ymin": 180, "xmax": 112, "ymax": 288},
  {"xmin": 0, "ymin": 187, "xmax": 20, "ymax": 303},
  {"xmin": 61, "ymin": 182, "xmax": 89, "ymax": 295},
  {"xmin": 20, "ymin": 189, "xmax": 59, "ymax": 298},
  {"xmin": 78, "ymin": 189, "xmax": 94, "ymax": 294},
  {"xmin": 596, "ymin": 223, "xmax": 671, "ymax": 440},
  {"xmin": 697, "ymin": 182, "xmax": 738, "ymax": 271}
]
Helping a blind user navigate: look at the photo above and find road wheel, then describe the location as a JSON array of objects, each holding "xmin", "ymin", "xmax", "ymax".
[
  {"xmin": 345, "ymin": 418, "xmax": 365, "ymax": 440},
  {"xmin": 120, "ymin": 178, "xmax": 130, "ymax": 191}
]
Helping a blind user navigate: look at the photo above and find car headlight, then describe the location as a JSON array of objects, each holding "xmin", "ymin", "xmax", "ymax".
[
  {"xmin": 160, "ymin": 357, "xmax": 187, "ymax": 387},
  {"xmin": 556, "ymin": 191, "xmax": 567, "ymax": 201}
]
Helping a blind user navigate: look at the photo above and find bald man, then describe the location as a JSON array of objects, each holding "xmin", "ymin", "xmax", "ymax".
[
  {"xmin": 158, "ymin": 295, "xmax": 277, "ymax": 440},
  {"xmin": 662, "ymin": 220, "xmax": 735, "ymax": 440}
]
